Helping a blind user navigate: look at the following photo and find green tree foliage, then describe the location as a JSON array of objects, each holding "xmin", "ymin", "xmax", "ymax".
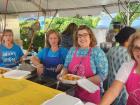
[
  {"xmin": 20, "ymin": 20, "xmax": 45, "ymax": 50},
  {"xmin": 20, "ymin": 16, "xmax": 100, "ymax": 50},
  {"xmin": 45, "ymin": 16, "xmax": 100, "ymax": 32},
  {"xmin": 113, "ymin": 2, "xmax": 140, "ymax": 25},
  {"xmin": 129, "ymin": 3, "xmax": 140, "ymax": 24},
  {"xmin": 92, "ymin": 17, "xmax": 101, "ymax": 28}
]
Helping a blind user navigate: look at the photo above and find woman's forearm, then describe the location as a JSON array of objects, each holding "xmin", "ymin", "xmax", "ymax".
[
  {"xmin": 60, "ymin": 68, "xmax": 68, "ymax": 75},
  {"xmin": 88, "ymin": 75, "xmax": 101, "ymax": 85},
  {"xmin": 31, "ymin": 56, "xmax": 41, "ymax": 66},
  {"xmin": 57, "ymin": 68, "xmax": 68, "ymax": 80},
  {"xmin": 99, "ymin": 80, "xmax": 124, "ymax": 105}
]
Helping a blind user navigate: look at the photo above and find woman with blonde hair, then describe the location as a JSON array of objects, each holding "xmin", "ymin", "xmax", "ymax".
[
  {"xmin": 58, "ymin": 25, "xmax": 108, "ymax": 104},
  {"xmin": 99, "ymin": 32, "xmax": 140, "ymax": 105},
  {"xmin": 105, "ymin": 26, "xmax": 136, "ymax": 105}
]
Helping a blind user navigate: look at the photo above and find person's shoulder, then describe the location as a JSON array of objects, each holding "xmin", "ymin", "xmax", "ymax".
[
  {"xmin": 66, "ymin": 47, "xmax": 76, "ymax": 54},
  {"xmin": 41, "ymin": 47, "xmax": 49, "ymax": 51},
  {"xmin": 69, "ymin": 47, "xmax": 76, "ymax": 51},
  {"xmin": 0, "ymin": 44, "xmax": 3, "ymax": 49},
  {"xmin": 13, "ymin": 43, "xmax": 22, "ymax": 49},
  {"xmin": 13, "ymin": 43, "xmax": 20, "ymax": 47},
  {"xmin": 38, "ymin": 47, "xmax": 49, "ymax": 54},
  {"xmin": 108, "ymin": 46, "xmax": 117, "ymax": 51},
  {"xmin": 116, "ymin": 60, "xmax": 135, "ymax": 83},
  {"xmin": 107, "ymin": 46, "xmax": 120, "ymax": 54},
  {"xmin": 92, "ymin": 47, "xmax": 105, "ymax": 54},
  {"xmin": 120, "ymin": 60, "xmax": 135, "ymax": 73},
  {"xmin": 117, "ymin": 46, "xmax": 128, "ymax": 52},
  {"xmin": 0, "ymin": 44, "xmax": 5, "ymax": 49},
  {"xmin": 122, "ymin": 60, "xmax": 135, "ymax": 67},
  {"xmin": 92, "ymin": 46, "xmax": 102, "ymax": 51},
  {"xmin": 59, "ymin": 47, "xmax": 69, "ymax": 54},
  {"xmin": 59, "ymin": 47, "xmax": 68, "ymax": 51}
]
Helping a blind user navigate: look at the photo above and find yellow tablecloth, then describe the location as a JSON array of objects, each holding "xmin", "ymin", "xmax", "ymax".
[{"xmin": 0, "ymin": 78, "xmax": 62, "ymax": 105}]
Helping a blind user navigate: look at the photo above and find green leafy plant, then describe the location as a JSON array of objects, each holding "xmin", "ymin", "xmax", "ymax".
[
  {"xmin": 20, "ymin": 16, "xmax": 100, "ymax": 50},
  {"xmin": 112, "ymin": 2, "xmax": 140, "ymax": 25}
]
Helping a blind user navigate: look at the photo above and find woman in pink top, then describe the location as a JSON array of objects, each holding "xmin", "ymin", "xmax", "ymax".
[{"xmin": 99, "ymin": 32, "xmax": 140, "ymax": 105}]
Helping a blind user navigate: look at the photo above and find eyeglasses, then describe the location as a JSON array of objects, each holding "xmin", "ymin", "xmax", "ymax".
[
  {"xmin": 77, "ymin": 33, "xmax": 89, "ymax": 38},
  {"xmin": 133, "ymin": 45, "xmax": 140, "ymax": 52},
  {"xmin": 4, "ymin": 35, "xmax": 12, "ymax": 37}
]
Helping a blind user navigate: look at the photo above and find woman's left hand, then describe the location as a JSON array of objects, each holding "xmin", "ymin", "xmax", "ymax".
[
  {"xmin": 87, "ymin": 75, "xmax": 101, "ymax": 85},
  {"xmin": 36, "ymin": 64, "xmax": 44, "ymax": 76},
  {"xmin": 55, "ymin": 64, "xmax": 63, "ymax": 73}
]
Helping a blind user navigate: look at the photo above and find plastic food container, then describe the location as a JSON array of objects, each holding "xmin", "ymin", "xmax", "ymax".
[{"xmin": 77, "ymin": 78, "xmax": 99, "ymax": 93}]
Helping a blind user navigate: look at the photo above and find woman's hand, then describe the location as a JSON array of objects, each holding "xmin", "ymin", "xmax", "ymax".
[
  {"xmin": 19, "ymin": 55, "xmax": 25, "ymax": 63},
  {"xmin": 57, "ymin": 73, "xmax": 62, "ymax": 81},
  {"xmin": 55, "ymin": 64, "xmax": 63, "ymax": 73},
  {"xmin": 31, "ymin": 56, "xmax": 40, "ymax": 66},
  {"xmin": 57, "ymin": 68, "xmax": 68, "ymax": 80},
  {"xmin": 30, "ymin": 56, "xmax": 44, "ymax": 76},
  {"xmin": 87, "ymin": 75, "xmax": 101, "ymax": 85},
  {"xmin": 36, "ymin": 64, "xmax": 44, "ymax": 76}
]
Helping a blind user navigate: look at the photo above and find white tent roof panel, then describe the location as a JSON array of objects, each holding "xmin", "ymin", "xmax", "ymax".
[
  {"xmin": 36, "ymin": 0, "xmax": 130, "ymax": 9},
  {"xmin": 0, "ymin": 0, "xmax": 139, "ymax": 16}
]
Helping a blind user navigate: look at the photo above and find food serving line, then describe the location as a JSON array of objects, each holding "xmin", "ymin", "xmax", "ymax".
[
  {"xmin": 0, "ymin": 77, "xmax": 62, "ymax": 105},
  {"xmin": 0, "ymin": 65, "xmax": 97, "ymax": 105},
  {"xmin": 0, "ymin": 66, "xmax": 79, "ymax": 105}
]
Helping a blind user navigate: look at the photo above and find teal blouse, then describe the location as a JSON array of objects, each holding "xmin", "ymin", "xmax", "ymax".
[{"xmin": 64, "ymin": 47, "xmax": 108, "ymax": 81}]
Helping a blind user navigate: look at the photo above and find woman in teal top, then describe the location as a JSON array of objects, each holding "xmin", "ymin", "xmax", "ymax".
[
  {"xmin": 58, "ymin": 25, "xmax": 108, "ymax": 103},
  {"xmin": 64, "ymin": 47, "xmax": 108, "ymax": 81}
]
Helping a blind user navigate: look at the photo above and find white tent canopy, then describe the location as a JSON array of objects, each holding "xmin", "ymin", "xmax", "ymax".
[
  {"xmin": 0, "ymin": 0, "xmax": 139, "ymax": 47},
  {"xmin": 0, "ymin": 0, "xmax": 139, "ymax": 16}
]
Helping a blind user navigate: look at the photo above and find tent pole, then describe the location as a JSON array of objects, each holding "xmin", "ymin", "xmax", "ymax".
[
  {"xmin": 102, "ymin": 5, "xmax": 113, "ymax": 19},
  {"xmin": 44, "ymin": 13, "xmax": 47, "ymax": 47},
  {"xmin": 126, "ymin": 2, "xmax": 130, "ymax": 26},
  {"xmin": 126, "ymin": 6, "xmax": 130, "ymax": 26},
  {"xmin": 3, "ymin": 0, "xmax": 9, "ymax": 31}
]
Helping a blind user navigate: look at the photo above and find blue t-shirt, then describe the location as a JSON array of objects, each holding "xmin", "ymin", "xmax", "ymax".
[
  {"xmin": 0, "ymin": 43, "xmax": 24, "ymax": 68},
  {"xmin": 37, "ymin": 47, "xmax": 68, "ymax": 66}
]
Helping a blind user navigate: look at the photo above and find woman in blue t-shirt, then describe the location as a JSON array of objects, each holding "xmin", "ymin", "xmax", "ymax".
[
  {"xmin": 31, "ymin": 29, "xmax": 68, "ymax": 79},
  {"xmin": 0, "ymin": 29, "xmax": 24, "ymax": 68}
]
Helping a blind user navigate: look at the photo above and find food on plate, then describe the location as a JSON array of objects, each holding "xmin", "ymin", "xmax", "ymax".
[
  {"xmin": 0, "ymin": 68, "xmax": 8, "ymax": 74},
  {"xmin": 62, "ymin": 74, "xmax": 81, "ymax": 81}
]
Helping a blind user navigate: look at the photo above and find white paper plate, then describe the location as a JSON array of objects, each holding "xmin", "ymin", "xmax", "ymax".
[
  {"xmin": 0, "ymin": 67, "xmax": 12, "ymax": 71},
  {"xmin": 85, "ymin": 102, "xmax": 96, "ymax": 105},
  {"xmin": 42, "ymin": 93, "xmax": 84, "ymax": 105},
  {"xmin": 3, "ymin": 70, "xmax": 31, "ymax": 79},
  {"xmin": 77, "ymin": 78, "xmax": 99, "ymax": 93},
  {"xmin": 0, "ymin": 67, "xmax": 11, "ymax": 76}
]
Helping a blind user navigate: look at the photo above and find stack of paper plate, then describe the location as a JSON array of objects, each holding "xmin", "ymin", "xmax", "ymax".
[
  {"xmin": 42, "ymin": 93, "xmax": 84, "ymax": 105},
  {"xmin": 3, "ymin": 70, "xmax": 31, "ymax": 79},
  {"xmin": 77, "ymin": 78, "xmax": 99, "ymax": 93}
]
